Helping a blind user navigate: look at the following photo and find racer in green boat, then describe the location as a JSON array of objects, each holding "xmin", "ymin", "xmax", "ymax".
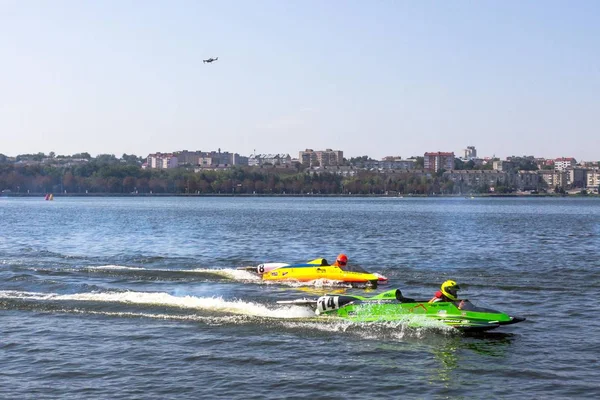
[{"xmin": 429, "ymin": 280, "xmax": 465, "ymax": 308}]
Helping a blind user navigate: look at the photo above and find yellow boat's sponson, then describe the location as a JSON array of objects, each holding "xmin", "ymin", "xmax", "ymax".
[{"xmin": 261, "ymin": 260, "xmax": 379, "ymax": 284}]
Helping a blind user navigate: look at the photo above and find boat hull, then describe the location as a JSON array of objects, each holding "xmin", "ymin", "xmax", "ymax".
[
  {"xmin": 243, "ymin": 258, "xmax": 386, "ymax": 287},
  {"xmin": 262, "ymin": 265, "xmax": 380, "ymax": 287}
]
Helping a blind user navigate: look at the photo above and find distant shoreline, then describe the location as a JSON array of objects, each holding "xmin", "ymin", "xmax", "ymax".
[{"xmin": 2, "ymin": 192, "xmax": 597, "ymax": 198}]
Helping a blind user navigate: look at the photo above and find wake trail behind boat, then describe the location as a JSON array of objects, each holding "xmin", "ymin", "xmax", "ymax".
[
  {"xmin": 0, "ymin": 289, "xmax": 313, "ymax": 318},
  {"xmin": 44, "ymin": 265, "xmax": 359, "ymax": 288},
  {"xmin": 38, "ymin": 265, "xmax": 263, "ymax": 282},
  {"xmin": 0, "ymin": 289, "xmax": 454, "ymax": 339}
]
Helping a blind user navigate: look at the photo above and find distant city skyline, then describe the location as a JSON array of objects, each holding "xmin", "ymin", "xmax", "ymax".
[
  {"xmin": 4, "ymin": 146, "xmax": 598, "ymax": 165},
  {"xmin": 1, "ymin": 1, "xmax": 599, "ymax": 160}
]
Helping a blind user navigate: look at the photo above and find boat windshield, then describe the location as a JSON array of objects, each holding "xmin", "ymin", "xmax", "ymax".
[
  {"xmin": 458, "ymin": 300, "xmax": 500, "ymax": 313},
  {"xmin": 340, "ymin": 264, "xmax": 370, "ymax": 273}
]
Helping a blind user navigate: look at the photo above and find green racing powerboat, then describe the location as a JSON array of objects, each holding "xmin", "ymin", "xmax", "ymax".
[{"xmin": 278, "ymin": 288, "xmax": 525, "ymax": 332}]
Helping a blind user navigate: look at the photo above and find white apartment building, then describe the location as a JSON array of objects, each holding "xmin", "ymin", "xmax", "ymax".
[
  {"xmin": 365, "ymin": 157, "xmax": 416, "ymax": 170},
  {"xmin": 554, "ymin": 157, "xmax": 577, "ymax": 171},
  {"xmin": 147, "ymin": 153, "xmax": 178, "ymax": 169},
  {"xmin": 248, "ymin": 154, "xmax": 292, "ymax": 166},
  {"xmin": 147, "ymin": 149, "xmax": 248, "ymax": 169},
  {"xmin": 587, "ymin": 169, "xmax": 600, "ymax": 189},
  {"xmin": 492, "ymin": 160, "xmax": 514, "ymax": 171},
  {"xmin": 538, "ymin": 170, "xmax": 568, "ymax": 188},
  {"xmin": 299, "ymin": 149, "xmax": 344, "ymax": 167},
  {"xmin": 463, "ymin": 146, "xmax": 477, "ymax": 160}
]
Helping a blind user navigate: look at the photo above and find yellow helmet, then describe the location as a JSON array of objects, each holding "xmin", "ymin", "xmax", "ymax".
[{"xmin": 441, "ymin": 280, "xmax": 460, "ymax": 301}]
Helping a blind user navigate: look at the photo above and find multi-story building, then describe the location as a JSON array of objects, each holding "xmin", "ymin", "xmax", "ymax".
[
  {"xmin": 554, "ymin": 157, "xmax": 577, "ymax": 171},
  {"xmin": 538, "ymin": 170, "xmax": 568, "ymax": 189},
  {"xmin": 233, "ymin": 154, "xmax": 249, "ymax": 166},
  {"xmin": 363, "ymin": 157, "xmax": 416, "ymax": 170},
  {"xmin": 380, "ymin": 157, "xmax": 416, "ymax": 170},
  {"xmin": 299, "ymin": 149, "xmax": 317, "ymax": 166},
  {"xmin": 147, "ymin": 149, "xmax": 246, "ymax": 169},
  {"xmin": 198, "ymin": 150, "xmax": 234, "ymax": 166},
  {"xmin": 493, "ymin": 160, "xmax": 514, "ymax": 172},
  {"xmin": 534, "ymin": 158, "xmax": 553, "ymax": 169},
  {"xmin": 307, "ymin": 165, "xmax": 358, "ymax": 177},
  {"xmin": 266, "ymin": 154, "xmax": 292, "ymax": 165},
  {"xmin": 463, "ymin": 158, "xmax": 486, "ymax": 167},
  {"xmin": 443, "ymin": 170, "xmax": 508, "ymax": 191},
  {"xmin": 248, "ymin": 155, "xmax": 260, "ymax": 167},
  {"xmin": 175, "ymin": 150, "xmax": 203, "ymax": 165},
  {"xmin": 172, "ymin": 149, "xmax": 247, "ymax": 168},
  {"xmin": 147, "ymin": 153, "xmax": 178, "ymax": 169},
  {"xmin": 580, "ymin": 161, "xmax": 599, "ymax": 168},
  {"xmin": 198, "ymin": 156, "xmax": 216, "ymax": 166},
  {"xmin": 299, "ymin": 149, "xmax": 343, "ymax": 167},
  {"xmin": 515, "ymin": 171, "xmax": 540, "ymax": 191},
  {"xmin": 316, "ymin": 151, "xmax": 334, "ymax": 167},
  {"xmin": 463, "ymin": 146, "xmax": 477, "ymax": 160},
  {"xmin": 317, "ymin": 149, "xmax": 343, "ymax": 166},
  {"xmin": 587, "ymin": 169, "xmax": 600, "ymax": 190},
  {"xmin": 567, "ymin": 168, "xmax": 587, "ymax": 188},
  {"xmin": 424, "ymin": 152, "xmax": 454, "ymax": 172},
  {"xmin": 248, "ymin": 154, "xmax": 292, "ymax": 166}
]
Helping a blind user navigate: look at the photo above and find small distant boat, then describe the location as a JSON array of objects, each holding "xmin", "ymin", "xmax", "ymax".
[{"xmin": 45, "ymin": 194, "xmax": 54, "ymax": 201}]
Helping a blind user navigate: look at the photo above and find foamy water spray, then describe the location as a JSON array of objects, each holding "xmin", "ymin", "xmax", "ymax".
[{"xmin": 0, "ymin": 290, "xmax": 314, "ymax": 318}]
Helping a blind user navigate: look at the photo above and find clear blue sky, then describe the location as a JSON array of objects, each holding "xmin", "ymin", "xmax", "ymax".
[{"xmin": 1, "ymin": 0, "xmax": 599, "ymax": 160}]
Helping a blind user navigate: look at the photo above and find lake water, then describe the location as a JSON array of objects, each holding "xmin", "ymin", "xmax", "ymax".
[{"xmin": 1, "ymin": 197, "xmax": 599, "ymax": 399}]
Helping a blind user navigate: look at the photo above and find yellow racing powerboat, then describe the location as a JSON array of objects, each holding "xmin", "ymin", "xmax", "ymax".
[{"xmin": 239, "ymin": 258, "xmax": 387, "ymax": 288}]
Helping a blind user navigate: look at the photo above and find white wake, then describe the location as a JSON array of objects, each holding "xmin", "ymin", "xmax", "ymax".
[{"xmin": 0, "ymin": 289, "xmax": 314, "ymax": 318}]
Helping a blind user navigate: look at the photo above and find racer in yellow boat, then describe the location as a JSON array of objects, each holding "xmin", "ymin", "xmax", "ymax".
[{"xmin": 333, "ymin": 254, "xmax": 348, "ymax": 268}]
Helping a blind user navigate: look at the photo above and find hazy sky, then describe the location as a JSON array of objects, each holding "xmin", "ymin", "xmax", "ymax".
[{"xmin": 1, "ymin": 0, "xmax": 599, "ymax": 160}]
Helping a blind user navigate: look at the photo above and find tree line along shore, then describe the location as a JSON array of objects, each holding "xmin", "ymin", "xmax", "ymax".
[{"xmin": 0, "ymin": 156, "xmax": 597, "ymax": 196}]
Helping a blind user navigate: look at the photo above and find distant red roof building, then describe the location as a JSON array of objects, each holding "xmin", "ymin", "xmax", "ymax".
[
  {"xmin": 554, "ymin": 157, "xmax": 577, "ymax": 171},
  {"xmin": 555, "ymin": 157, "xmax": 575, "ymax": 162}
]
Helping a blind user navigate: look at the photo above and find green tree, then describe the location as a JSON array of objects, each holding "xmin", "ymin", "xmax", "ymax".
[
  {"xmin": 123, "ymin": 176, "xmax": 136, "ymax": 192},
  {"xmin": 454, "ymin": 158, "xmax": 465, "ymax": 170},
  {"xmin": 72, "ymin": 152, "xmax": 92, "ymax": 159},
  {"xmin": 122, "ymin": 153, "xmax": 142, "ymax": 165},
  {"xmin": 414, "ymin": 157, "xmax": 424, "ymax": 169},
  {"xmin": 95, "ymin": 154, "xmax": 119, "ymax": 165},
  {"xmin": 63, "ymin": 172, "xmax": 76, "ymax": 192}
]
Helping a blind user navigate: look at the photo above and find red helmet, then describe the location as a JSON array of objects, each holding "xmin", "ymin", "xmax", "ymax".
[{"xmin": 336, "ymin": 254, "xmax": 348, "ymax": 266}]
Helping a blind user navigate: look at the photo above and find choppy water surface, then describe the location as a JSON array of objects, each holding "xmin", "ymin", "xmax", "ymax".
[{"xmin": 1, "ymin": 197, "xmax": 599, "ymax": 399}]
